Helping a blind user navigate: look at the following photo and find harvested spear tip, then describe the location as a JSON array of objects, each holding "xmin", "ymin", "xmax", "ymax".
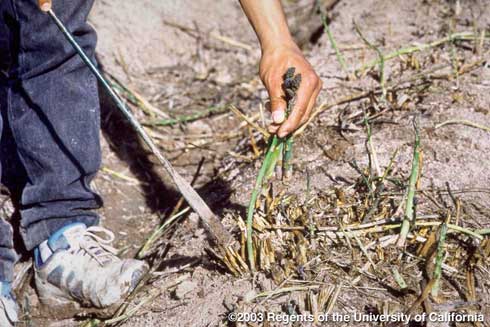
[
  {"xmin": 284, "ymin": 67, "xmax": 296, "ymax": 78},
  {"xmin": 282, "ymin": 71, "xmax": 302, "ymax": 98}
]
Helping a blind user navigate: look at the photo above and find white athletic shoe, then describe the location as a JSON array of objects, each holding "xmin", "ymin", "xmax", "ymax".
[
  {"xmin": 34, "ymin": 223, "xmax": 148, "ymax": 313},
  {"xmin": 0, "ymin": 283, "xmax": 18, "ymax": 327}
]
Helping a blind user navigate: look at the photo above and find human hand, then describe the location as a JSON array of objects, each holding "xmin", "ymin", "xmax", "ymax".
[
  {"xmin": 38, "ymin": 0, "xmax": 52, "ymax": 12},
  {"xmin": 259, "ymin": 43, "xmax": 322, "ymax": 138}
]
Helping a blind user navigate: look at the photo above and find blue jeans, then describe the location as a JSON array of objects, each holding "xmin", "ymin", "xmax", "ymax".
[{"xmin": 0, "ymin": 0, "xmax": 102, "ymax": 282}]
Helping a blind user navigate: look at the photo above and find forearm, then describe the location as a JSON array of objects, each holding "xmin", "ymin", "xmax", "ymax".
[
  {"xmin": 239, "ymin": 0, "xmax": 296, "ymax": 51},
  {"xmin": 239, "ymin": 1, "xmax": 322, "ymax": 136}
]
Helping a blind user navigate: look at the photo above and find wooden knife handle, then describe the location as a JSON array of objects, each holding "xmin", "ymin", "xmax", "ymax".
[{"xmin": 38, "ymin": 0, "xmax": 52, "ymax": 12}]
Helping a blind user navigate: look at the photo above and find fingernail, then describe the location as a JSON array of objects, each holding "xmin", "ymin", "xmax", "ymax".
[{"xmin": 272, "ymin": 111, "xmax": 285, "ymax": 123}]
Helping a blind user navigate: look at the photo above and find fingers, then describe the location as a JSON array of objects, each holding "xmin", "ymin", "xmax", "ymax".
[
  {"xmin": 277, "ymin": 73, "xmax": 320, "ymax": 138},
  {"xmin": 259, "ymin": 47, "xmax": 322, "ymax": 136},
  {"xmin": 265, "ymin": 78, "xmax": 288, "ymax": 134},
  {"xmin": 299, "ymin": 80, "xmax": 322, "ymax": 126},
  {"xmin": 268, "ymin": 123, "xmax": 280, "ymax": 134},
  {"xmin": 38, "ymin": 0, "xmax": 52, "ymax": 12}
]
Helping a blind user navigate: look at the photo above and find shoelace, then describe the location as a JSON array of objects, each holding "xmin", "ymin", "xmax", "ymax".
[{"xmin": 73, "ymin": 226, "xmax": 119, "ymax": 266}]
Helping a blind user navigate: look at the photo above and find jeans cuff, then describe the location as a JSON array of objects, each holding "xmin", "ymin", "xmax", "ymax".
[
  {"xmin": 0, "ymin": 260, "xmax": 14, "ymax": 283},
  {"xmin": 21, "ymin": 214, "xmax": 99, "ymax": 250}
]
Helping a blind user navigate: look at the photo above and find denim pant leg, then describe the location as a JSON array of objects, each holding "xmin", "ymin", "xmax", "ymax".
[
  {"xmin": 0, "ymin": 0, "xmax": 18, "ymax": 283},
  {"xmin": 0, "ymin": 220, "xmax": 15, "ymax": 283},
  {"xmin": 0, "ymin": 101, "xmax": 17, "ymax": 282},
  {"xmin": 6, "ymin": 0, "xmax": 102, "ymax": 250}
]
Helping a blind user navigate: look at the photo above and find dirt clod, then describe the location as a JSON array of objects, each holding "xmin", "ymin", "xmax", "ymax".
[{"xmin": 174, "ymin": 280, "xmax": 199, "ymax": 300}]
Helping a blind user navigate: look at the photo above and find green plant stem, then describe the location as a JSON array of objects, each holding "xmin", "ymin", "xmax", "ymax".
[
  {"xmin": 108, "ymin": 75, "xmax": 167, "ymax": 118},
  {"xmin": 282, "ymin": 134, "xmax": 294, "ymax": 181},
  {"xmin": 431, "ymin": 221, "xmax": 448, "ymax": 297},
  {"xmin": 281, "ymin": 69, "xmax": 299, "ymax": 181},
  {"xmin": 354, "ymin": 21, "xmax": 386, "ymax": 98},
  {"xmin": 321, "ymin": 12, "xmax": 349, "ymax": 76},
  {"xmin": 397, "ymin": 121, "xmax": 421, "ymax": 247},
  {"xmin": 247, "ymin": 135, "xmax": 280, "ymax": 271},
  {"xmin": 247, "ymin": 67, "xmax": 300, "ymax": 270},
  {"xmin": 362, "ymin": 148, "xmax": 399, "ymax": 223},
  {"xmin": 265, "ymin": 140, "xmax": 284, "ymax": 180},
  {"xmin": 280, "ymin": 108, "xmax": 293, "ymax": 179}
]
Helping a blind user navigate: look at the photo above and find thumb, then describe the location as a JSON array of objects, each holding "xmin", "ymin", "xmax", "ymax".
[{"xmin": 268, "ymin": 88, "xmax": 287, "ymax": 124}]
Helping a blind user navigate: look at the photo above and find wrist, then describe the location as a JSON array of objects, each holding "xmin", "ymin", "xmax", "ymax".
[{"xmin": 261, "ymin": 36, "xmax": 299, "ymax": 54}]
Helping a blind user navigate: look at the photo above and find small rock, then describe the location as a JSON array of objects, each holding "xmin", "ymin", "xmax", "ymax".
[
  {"xmin": 223, "ymin": 292, "xmax": 236, "ymax": 309},
  {"xmin": 174, "ymin": 280, "xmax": 198, "ymax": 300},
  {"xmin": 187, "ymin": 120, "xmax": 212, "ymax": 134}
]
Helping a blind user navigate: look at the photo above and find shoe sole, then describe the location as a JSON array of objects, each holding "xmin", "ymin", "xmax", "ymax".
[
  {"xmin": 36, "ymin": 296, "xmax": 122, "ymax": 319},
  {"xmin": 35, "ymin": 263, "xmax": 149, "ymax": 319}
]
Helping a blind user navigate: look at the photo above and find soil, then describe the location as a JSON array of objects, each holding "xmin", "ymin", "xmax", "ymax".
[{"xmin": 4, "ymin": 0, "xmax": 490, "ymax": 326}]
